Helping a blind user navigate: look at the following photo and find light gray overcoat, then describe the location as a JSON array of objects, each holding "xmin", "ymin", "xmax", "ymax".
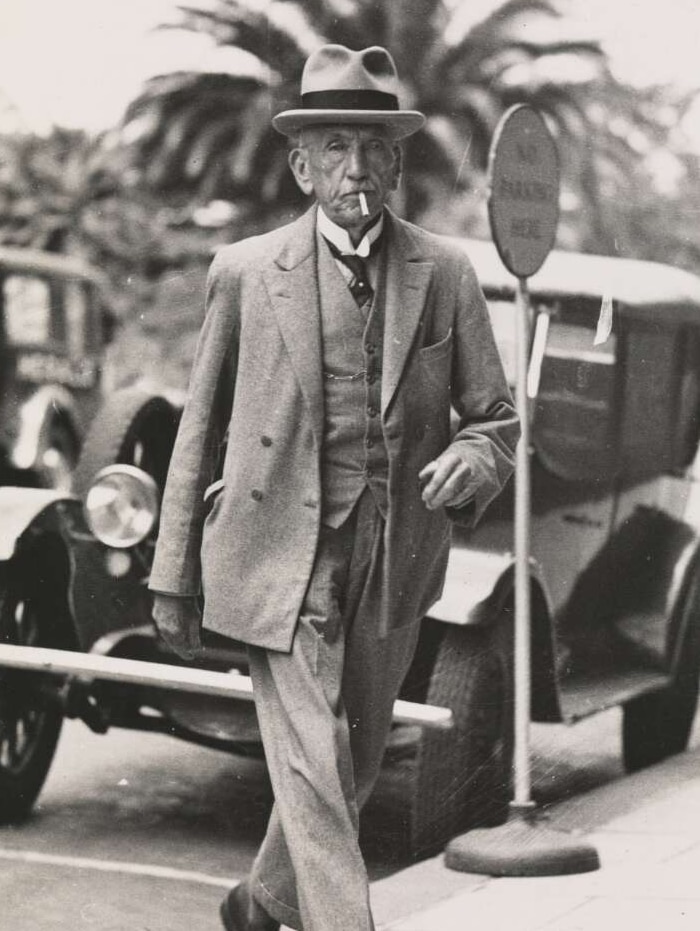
[{"xmin": 149, "ymin": 206, "xmax": 519, "ymax": 651}]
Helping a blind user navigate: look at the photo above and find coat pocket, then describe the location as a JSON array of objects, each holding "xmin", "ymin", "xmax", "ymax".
[
  {"xmin": 419, "ymin": 327, "xmax": 453, "ymax": 364},
  {"xmin": 203, "ymin": 477, "xmax": 225, "ymax": 504}
]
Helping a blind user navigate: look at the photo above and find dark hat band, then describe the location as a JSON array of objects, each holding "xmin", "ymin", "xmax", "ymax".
[{"xmin": 301, "ymin": 89, "xmax": 399, "ymax": 111}]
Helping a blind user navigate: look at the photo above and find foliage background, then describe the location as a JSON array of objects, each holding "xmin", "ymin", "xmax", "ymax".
[{"xmin": 2, "ymin": 0, "xmax": 700, "ymax": 389}]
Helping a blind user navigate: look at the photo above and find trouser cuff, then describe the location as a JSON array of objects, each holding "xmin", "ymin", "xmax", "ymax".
[{"xmin": 254, "ymin": 878, "xmax": 302, "ymax": 930}]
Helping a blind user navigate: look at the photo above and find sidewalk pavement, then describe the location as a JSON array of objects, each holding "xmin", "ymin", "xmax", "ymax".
[{"xmin": 370, "ymin": 743, "xmax": 700, "ymax": 931}]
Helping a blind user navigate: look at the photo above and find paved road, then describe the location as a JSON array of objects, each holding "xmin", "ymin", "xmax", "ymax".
[{"xmin": 0, "ymin": 700, "xmax": 650, "ymax": 929}]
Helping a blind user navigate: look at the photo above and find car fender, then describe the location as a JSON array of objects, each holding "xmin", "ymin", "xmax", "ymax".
[
  {"xmin": 0, "ymin": 486, "xmax": 77, "ymax": 561},
  {"xmin": 560, "ymin": 506, "xmax": 700, "ymax": 672},
  {"xmin": 642, "ymin": 521, "xmax": 700, "ymax": 678},
  {"xmin": 666, "ymin": 541, "xmax": 700, "ymax": 678},
  {"xmin": 428, "ymin": 545, "xmax": 562, "ymax": 722},
  {"xmin": 9, "ymin": 385, "xmax": 79, "ymax": 472},
  {"xmin": 429, "ymin": 547, "xmax": 519, "ymax": 626}
]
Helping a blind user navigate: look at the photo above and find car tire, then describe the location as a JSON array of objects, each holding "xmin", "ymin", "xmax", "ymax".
[
  {"xmin": 410, "ymin": 615, "xmax": 514, "ymax": 857},
  {"xmin": 0, "ymin": 554, "xmax": 68, "ymax": 823},
  {"xmin": 73, "ymin": 387, "xmax": 180, "ymax": 497},
  {"xmin": 622, "ymin": 572, "xmax": 700, "ymax": 773}
]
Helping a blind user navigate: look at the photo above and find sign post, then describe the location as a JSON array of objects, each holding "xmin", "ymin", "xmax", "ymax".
[{"xmin": 446, "ymin": 104, "xmax": 599, "ymax": 876}]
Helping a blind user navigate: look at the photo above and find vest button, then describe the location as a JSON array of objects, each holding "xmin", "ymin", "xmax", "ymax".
[
  {"xmin": 365, "ymin": 438, "xmax": 374, "ymax": 448},
  {"xmin": 251, "ymin": 489, "xmax": 263, "ymax": 501},
  {"xmin": 367, "ymin": 406, "xmax": 378, "ymax": 417},
  {"xmin": 261, "ymin": 435, "xmax": 273, "ymax": 447},
  {"xmin": 365, "ymin": 342, "xmax": 375, "ymax": 354}
]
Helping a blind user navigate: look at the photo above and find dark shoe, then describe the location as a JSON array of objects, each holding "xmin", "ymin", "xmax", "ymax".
[{"xmin": 220, "ymin": 881, "xmax": 280, "ymax": 931}]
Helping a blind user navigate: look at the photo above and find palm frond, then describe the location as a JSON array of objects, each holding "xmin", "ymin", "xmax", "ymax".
[{"xmin": 108, "ymin": 0, "xmax": 687, "ymax": 253}]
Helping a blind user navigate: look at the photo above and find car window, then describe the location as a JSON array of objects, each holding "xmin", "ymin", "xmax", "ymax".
[
  {"xmin": 3, "ymin": 274, "xmax": 52, "ymax": 346},
  {"xmin": 533, "ymin": 312, "xmax": 618, "ymax": 482},
  {"xmin": 65, "ymin": 279, "xmax": 89, "ymax": 356},
  {"xmin": 486, "ymin": 300, "xmax": 516, "ymax": 385},
  {"xmin": 620, "ymin": 323, "xmax": 700, "ymax": 478},
  {"xmin": 675, "ymin": 333, "xmax": 700, "ymax": 469}
]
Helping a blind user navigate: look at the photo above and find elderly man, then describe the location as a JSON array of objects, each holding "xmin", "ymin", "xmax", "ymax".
[{"xmin": 150, "ymin": 43, "xmax": 519, "ymax": 931}]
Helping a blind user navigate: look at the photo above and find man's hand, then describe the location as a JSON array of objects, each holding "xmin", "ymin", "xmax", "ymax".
[
  {"xmin": 152, "ymin": 593, "xmax": 202, "ymax": 661},
  {"xmin": 419, "ymin": 452, "xmax": 475, "ymax": 510}
]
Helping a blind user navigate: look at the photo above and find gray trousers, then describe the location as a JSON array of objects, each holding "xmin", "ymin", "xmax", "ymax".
[{"xmin": 247, "ymin": 489, "xmax": 420, "ymax": 931}]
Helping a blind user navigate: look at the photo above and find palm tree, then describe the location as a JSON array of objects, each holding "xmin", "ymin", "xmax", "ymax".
[
  {"xmin": 0, "ymin": 127, "xmax": 221, "ymax": 319},
  {"xmin": 119, "ymin": 0, "xmax": 620, "ymax": 240},
  {"xmin": 0, "ymin": 129, "xmax": 111, "ymax": 253}
]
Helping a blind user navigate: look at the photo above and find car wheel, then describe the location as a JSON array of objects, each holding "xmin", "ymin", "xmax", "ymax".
[
  {"xmin": 623, "ymin": 572, "xmax": 700, "ymax": 773},
  {"xmin": 410, "ymin": 615, "xmax": 514, "ymax": 857},
  {"xmin": 0, "ymin": 560, "xmax": 65, "ymax": 823},
  {"xmin": 73, "ymin": 387, "xmax": 180, "ymax": 497}
]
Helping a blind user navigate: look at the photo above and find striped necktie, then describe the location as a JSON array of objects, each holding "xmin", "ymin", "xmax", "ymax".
[{"xmin": 324, "ymin": 237, "xmax": 382, "ymax": 307}]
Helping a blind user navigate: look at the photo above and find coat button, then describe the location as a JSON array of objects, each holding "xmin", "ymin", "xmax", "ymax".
[
  {"xmin": 261, "ymin": 435, "xmax": 273, "ymax": 447},
  {"xmin": 251, "ymin": 489, "xmax": 263, "ymax": 501}
]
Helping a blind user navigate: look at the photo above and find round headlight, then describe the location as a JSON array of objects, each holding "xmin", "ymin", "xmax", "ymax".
[{"xmin": 84, "ymin": 465, "xmax": 159, "ymax": 549}]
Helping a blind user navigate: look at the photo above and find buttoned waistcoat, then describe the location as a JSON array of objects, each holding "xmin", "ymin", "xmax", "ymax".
[
  {"xmin": 316, "ymin": 230, "xmax": 389, "ymax": 526},
  {"xmin": 149, "ymin": 205, "xmax": 519, "ymax": 651}
]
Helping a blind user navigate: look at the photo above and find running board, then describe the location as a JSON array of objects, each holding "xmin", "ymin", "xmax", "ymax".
[{"xmin": 0, "ymin": 644, "xmax": 453, "ymax": 731}]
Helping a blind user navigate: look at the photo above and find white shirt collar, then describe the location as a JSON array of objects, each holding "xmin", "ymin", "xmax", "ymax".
[{"xmin": 317, "ymin": 206, "xmax": 384, "ymax": 258}]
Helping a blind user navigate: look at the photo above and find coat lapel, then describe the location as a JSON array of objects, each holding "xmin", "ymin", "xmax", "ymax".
[
  {"xmin": 381, "ymin": 211, "xmax": 434, "ymax": 415},
  {"xmin": 262, "ymin": 206, "xmax": 434, "ymax": 432},
  {"xmin": 263, "ymin": 206, "xmax": 324, "ymax": 445}
]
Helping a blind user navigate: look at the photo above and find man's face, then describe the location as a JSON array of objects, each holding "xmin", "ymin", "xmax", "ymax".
[{"xmin": 289, "ymin": 124, "xmax": 402, "ymax": 241}]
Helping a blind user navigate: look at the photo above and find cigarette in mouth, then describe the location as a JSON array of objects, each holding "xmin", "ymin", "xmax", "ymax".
[{"xmin": 359, "ymin": 192, "xmax": 369, "ymax": 216}]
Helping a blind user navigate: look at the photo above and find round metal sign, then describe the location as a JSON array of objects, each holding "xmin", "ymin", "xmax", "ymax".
[{"xmin": 487, "ymin": 104, "xmax": 560, "ymax": 278}]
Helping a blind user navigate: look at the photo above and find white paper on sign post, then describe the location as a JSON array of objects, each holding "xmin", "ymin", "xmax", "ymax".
[{"xmin": 595, "ymin": 294, "xmax": 614, "ymax": 345}]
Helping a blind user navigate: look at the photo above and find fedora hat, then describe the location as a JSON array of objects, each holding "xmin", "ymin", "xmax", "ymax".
[{"xmin": 272, "ymin": 44, "xmax": 425, "ymax": 139}]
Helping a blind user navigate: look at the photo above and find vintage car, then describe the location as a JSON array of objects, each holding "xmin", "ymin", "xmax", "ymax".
[
  {"xmin": 2, "ymin": 239, "xmax": 700, "ymax": 858},
  {"xmin": 0, "ymin": 245, "xmax": 109, "ymax": 489}
]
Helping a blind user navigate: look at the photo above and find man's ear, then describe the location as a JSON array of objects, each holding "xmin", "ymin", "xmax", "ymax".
[
  {"xmin": 289, "ymin": 147, "xmax": 314, "ymax": 196},
  {"xmin": 390, "ymin": 143, "xmax": 403, "ymax": 192}
]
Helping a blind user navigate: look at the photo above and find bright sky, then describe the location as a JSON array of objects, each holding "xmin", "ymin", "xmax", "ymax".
[
  {"xmin": 0, "ymin": 0, "xmax": 203, "ymax": 132},
  {"xmin": 1, "ymin": 0, "xmax": 700, "ymax": 134}
]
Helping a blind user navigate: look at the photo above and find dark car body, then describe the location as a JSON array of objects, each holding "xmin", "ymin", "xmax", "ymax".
[
  {"xmin": 438, "ymin": 240, "xmax": 700, "ymax": 730},
  {"xmin": 2, "ymin": 239, "xmax": 700, "ymax": 854},
  {"xmin": 0, "ymin": 245, "xmax": 108, "ymax": 488}
]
